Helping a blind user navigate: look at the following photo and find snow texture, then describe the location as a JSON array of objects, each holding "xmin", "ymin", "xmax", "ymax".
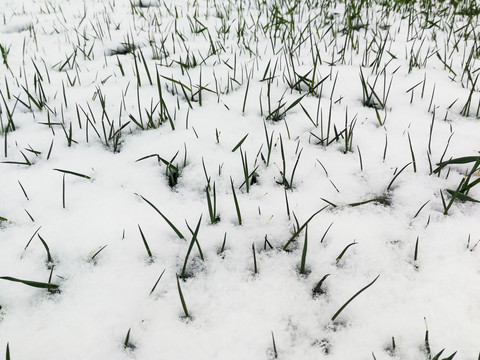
[{"xmin": 0, "ymin": 0, "xmax": 479, "ymax": 359}]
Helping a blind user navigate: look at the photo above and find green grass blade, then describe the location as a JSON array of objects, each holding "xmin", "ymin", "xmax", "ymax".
[
  {"xmin": 288, "ymin": 148, "xmax": 303, "ymax": 189},
  {"xmin": 206, "ymin": 185, "xmax": 214, "ymax": 223},
  {"xmin": 460, "ymin": 177, "xmax": 480, "ymax": 194},
  {"xmin": 135, "ymin": 154, "xmax": 160, "ymax": 162},
  {"xmin": 425, "ymin": 320, "xmax": 431, "ymax": 360},
  {"xmin": 53, "ymin": 168, "xmax": 91, "ymax": 179},
  {"xmin": 442, "ymin": 351, "xmax": 457, "ymax": 360},
  {"xmin": 232, "ymin": 134, "xmax": 249, "ymax": 152},
  {"xmin": 230, "ymin": 177, "xmax": 242, "ymax": 225},
  {"xmin": 139, "ymin": 48, "xmax": 152, "ymax": 85},
  {"xmin": 299, "ymin": 225, "xmax": 308, "ymax": 275},
  {"xmin": 91, "ymin": 245, "xmax": 107, "ymax": 261},
  {"xmin": 320, "ymin": 222, "xmax": 334, "ymax": 243},
  {"xmin": 331, "ymin": 275, "xmax": 380, "ymax": 322},
  {"xmin": 443, "ymin": 177, "xmax": 467, "ymax": 214},
  {"xmin": 176, "ymin": 274, "xmax": 190, "ymax": 318},
  {"xmin": 440, "ymin": 190, "xmax": 448, "ymax": 214},
  {"xmin": 181, "ymin": 215, "xmax": 202, "ymax": 279},
  {"xmin": 432, "ymin": 349, "xmax": 445, "ymax": 360},
  {"xmin": 128, "ymin": 114, "xmax": 144, "ymax": 130},
  {"xmin": 313, "ymin": 274, "xmax": 330, "ymax": 296},
  {"xmin": 283, "ymin": 206, "xmax": 329, "ymax": 251},
  {"xmin": 386, "ymin": 162, "xmax": 411, "ymax": 191},
  {"xmin": 206, "ymin": 184, "xmax": 219, "ymax": 224},
  {"xmin": 252, "ymin": 242, "xmax": 258, "ymax": 274},
  {"xmin": 280, "ymin": 94, "xmax": 307, "ymax": 118},
  {"xmin": 219, "ymin": 232, "xmax": 227, "ymax": 254},
  {"xmin": 38, "ymin": 234, "xmax": 52, "ymax": 264},
  {"xmin": 21, "ymin": 86, "xmax": 43, "ymax": 110},
  {"xmin": 141, "ymin": 195, "xmax": 185, "ymax": 239},
  {"xmin": 408, "ymin": 133, "xmax": 416, "ymax": 173},
  {"xmin": 185, "ymin": 219, "xmax": 204, "ymax": 261},
  {"xmin": 24, "ymin": 226, "xmax": 42, "ymax": 250},
  {"xmin": 336, "ymin": 242, "xmax": 357, "ymax": 262},
  {"xmin": 271, "ymin": 331, "xmax": 278, "ymax": 358},
  {"xmin": 161, "ymin": 75, "xmax": 192, "ymax": 93},
  {"xmin": 413, "ymin": 200, "xmax": 430, "ymax": 218},
  {"xmin": 138, "ymin": 225, "xmax": 153, "ymax": 259},
  {"xmin": 414, "ymin": 236, "xmax": 419, "ymax": 262},
  {"xmin": 0, "ymin": 276, "xmax": 59, "ymax": 290},
  {"xmin": 124, "ymin": 328, "xmax": 131, "ymax": 349},
  {"xmin": 348, "ymin": 196, "xmax": 389, "ymax": 207},
  {"xmin": 150, "ymin": 268, "xmax": 166, "ymax": 295},
  {"xmin": 446, "ymin": 190, "xmax": 480, "ymax": 203},
  {"xmin": 434, "ymin": 156, "xmax": 480, "ymax": 174}
]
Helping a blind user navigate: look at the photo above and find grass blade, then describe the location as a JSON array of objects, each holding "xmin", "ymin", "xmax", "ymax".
[
  {"xmin": 313, "ymin": 274, "xmax": 330, "ymax": 296},
  {"xmin": 336, "ymin": 241, "xmax": 357, "ymax": 263},
  {"xmin": 433, "ymin": 156, "xmax": 480, "ymax": 174},
  {"xmin": 181, "ymin": 215, "xmax": 202, "ymax": 279},
  {"xmin": 230, "ymin": 177, "xmax": 242, "ymax": 225},
  {"xmin": 123, "ymin": 328, "xmax": 133, "ymax": 350},
  {"xmin": 413, "ymin": 200, "xmax": 430, "ymax": 218},
  {"xmin": 271, "ymin": 331, "xmax": 278, "ymax": 358},
  {"xmin": 141, "ymin": 195, "xmax": 185, "ymax": 239},
  {"xmin": 150, "ymin": 269, "xmax": 166, "ymax": 295},
  {"xmin": 53, "ymin": 168, "xmax": 91, "ymax": 179},
  {"xmin": 91, "ymin": 245, "xmax": 107, "ymax": 261},
  {"xmin": 138, "ymin": 225, "xmax": 153, "ymax": 259},
  {"xmin": 445, "ymin": 190, "xmax": 480, "ymax": 203},
  {"xmin": 432, "ymin": 349, "xmax": 445, "ymax": 360},
  {"xmin": 283, "ymin": 206, "xmax": 329, "ymax": 251},
  {"xmin": 252, "ymin": 242, "xmax": 258, "ymax": 274},
  {"xmin": 386, "ymin": 162, "xmax": 411, "ymax": 191},
  {"xmin": 176, "ymin": 274, "xmax": 190, "ymax": 318},
  {"xmin": 0, "ymin": 276, "xmax": 59, "ymax": 290},
  {"xmin": 320, "ymin": 222, "xmax": 334, "ymax": 243},
  {"xmin": 24, "ymin": 226, "xmax": 42, "ymax": 250},
  {"xmin": 425, "ymin": 319, "xmax": 431, "ymax": 360},
  {"xmin": 331, "ymin": 275, "xmax": 380, "ymax": 322},
  {"xmin": 38, "ymin": 234, "xmax": 53, "ymax": 265},
  {"xmin": 232, "ymin": 133, "xmax": 248, "ymax": 152},
  {"xmin": 299, "ymin": 225, "xmax": 308, "ymax": 275}
]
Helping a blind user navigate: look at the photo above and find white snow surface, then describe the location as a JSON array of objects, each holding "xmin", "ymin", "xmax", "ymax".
[{"xmin": 0, "ymin": 0, "xmax": 479, "ymax": 359}]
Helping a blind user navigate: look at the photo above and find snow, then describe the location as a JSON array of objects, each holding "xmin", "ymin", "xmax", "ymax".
[{"xmin": 0, "ymin": 0, "xmax": 479, "ymax": 358}]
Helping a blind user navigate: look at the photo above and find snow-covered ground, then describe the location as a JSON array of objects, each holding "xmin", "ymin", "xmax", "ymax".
[{"xmin": 0, "ymin": 0, "xmax": 479, "ymax": 358}]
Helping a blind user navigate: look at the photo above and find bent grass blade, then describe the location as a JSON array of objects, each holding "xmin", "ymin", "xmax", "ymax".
[{"xmin": 331, "ymin": 275, "xmax": 380, "ymax": 322}]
